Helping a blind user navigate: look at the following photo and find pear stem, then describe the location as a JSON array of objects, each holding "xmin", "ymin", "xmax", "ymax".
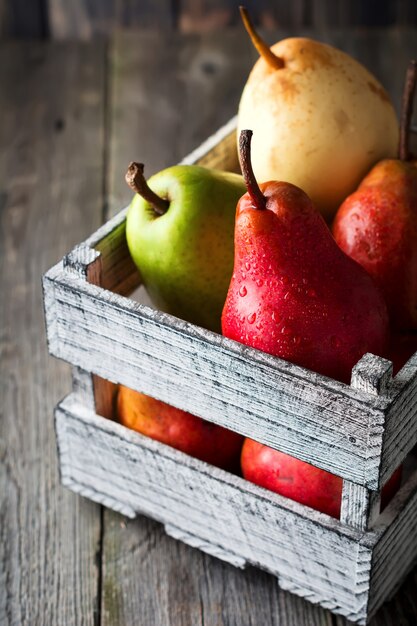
[
  {"xmin": 239, "ymin": 130, "xmax": 266, "ymax": 210},
  {"xmin": 398, "ymin": 59, "xmax": 417, "ymax": 161},
  {"xmin": 125, "ymin": 162, "xmax": 169, "ymax": 216},
  {"xmin": 239, "ymin": 6, "xmax": 284, "ymax": 70}
]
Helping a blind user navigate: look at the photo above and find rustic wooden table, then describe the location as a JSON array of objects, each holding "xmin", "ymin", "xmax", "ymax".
[{"xmin": 1, "ymin": 28, "xmax": 417, "ymax": 626}]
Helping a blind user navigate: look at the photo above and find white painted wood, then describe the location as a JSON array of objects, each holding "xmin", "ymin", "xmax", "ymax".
[
  {"xmin": 341, "ymin": 355, "xmax": 393, "ymax": 530},
  {"xmin": 43, "ymin": 262, "xmax": 390, "ymax": 487},
  {"xmin": 381, "ymin": 351, "xmax": 417, "ymax": 485},
  {"xmin": 55, "ymin": 392, "xmax": 371, "ymax": 624},
  {"xmin": 55, "ymin": 392, "xmax": 417, "ymax": 625},
  {"xmin": 365, "ymin": 467, "xmax": 417, "ymax": 620}
]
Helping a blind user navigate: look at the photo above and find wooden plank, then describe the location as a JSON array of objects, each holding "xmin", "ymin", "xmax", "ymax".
[
  {"xmin": 57, "ymin": 393, "xmax": 366, "ymax": 622},
  {"xmin": 44, "ymin": 262, "xmax": 391, "ymax": 487},
  {"xmin": 47, "ymin": 0, "xmax": 115, "ymax": 39},
  {"xmin": 0, "ymin": 0, "xmax": 48, "ymax": 38},
  {"xmin": 366, "ymin": 469, "xmax": 417, "ymax": 619},
  {"xmin": 381, "ymin": 352, "xmax": 417, "ymax": 484},
  {"xmin": 340, "ymin": 355, "xmax": 393, "ymax": 530},
  {"xmin": 0, "ymin": 40, "xmax": 105, "ymax": 624}
]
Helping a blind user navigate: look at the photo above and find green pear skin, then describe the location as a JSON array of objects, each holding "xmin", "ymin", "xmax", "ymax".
[{"xmin": 126, "ymin": 165, "xmax": 246, "ymax": 333}]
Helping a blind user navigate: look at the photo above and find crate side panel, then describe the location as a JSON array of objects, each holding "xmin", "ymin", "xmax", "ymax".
[
  {"xmin": 381, "ymin": 353, "xmax": 417, "ymax": 485},
  {"xmin": 86, "ymin": 208, "xmax": 141, "ymax": 296},
  {"xmin": 367, "ymin": 469, "xmax": 417, "ymax": 618},
  {"xmin": 46, "ymin": 268, "xmax": 387, "ymax": 487},
  {"xmin": 56, "ymin": 394, "xmax": 367, "ymax": 620}
]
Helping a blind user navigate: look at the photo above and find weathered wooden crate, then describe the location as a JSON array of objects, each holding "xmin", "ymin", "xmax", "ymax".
[{"xmin": 43, "ymin": 117, "xmax": 417, "ymax": 624}]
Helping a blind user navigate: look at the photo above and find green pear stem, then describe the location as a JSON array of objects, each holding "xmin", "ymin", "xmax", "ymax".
[
  {"xmin": 398, "ymin": 59, "xmax": 417, "ymax": 161},
  {"xmin": 239, "ymin": 130, "xmax": 266, "ymax": 210},
  {"xmin": 239, "ymin": 6, "xmax": 284, "ymax": 70},
  {"xmin": 125, "ymin": 162, "xmax": 169, "ymax": 216}
]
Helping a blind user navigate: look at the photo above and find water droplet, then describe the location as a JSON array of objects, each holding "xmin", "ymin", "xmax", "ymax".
[
  {"xmin": 331, "ymin": 336, "xmax": 341, "ymax": 349},
  {"xmin": 281, "ymin": 325, "xmax": 292, "ymax": 336},
  {"xmin": 245, "ymin": 262, "xmax": 251, "ymax": 271},
  {"xmin": 293, "ymin": 335, "xmax": 301, "ymax": 345},
  {"xmin": 256, "ymin": 278, "xmax": 264, "ymax": 287},
  {"xmin": 302, "ymin": 277, "xmax": 308, "ymax": 285},
  {"xmin": 252, "ymin": 261, "xmax": 258, "ymax": 269},
  {"xmin": 283, "ymin": 292, "xmax": 290, "ymax": 301},
  {"xmin": 241, "ymin": 271, "xmax": 246, "ymax": 279},
  {"xmin": 307, "ymin": 288, "xmax": 317, "ymax": 298},
  {"xmin": 239, "ymin": 285, "xmax": 247, "ymax": 297},
  {"xmin": 271, "ymin": 311, "xmax": 279, "ymax": 323},
  {"xmin": 256, "ymin": 322, "xmax": 263, "ymax": 330},
  {"xmin": 247, "ymin": 312, "xmax": 256, "ymax": 324}
]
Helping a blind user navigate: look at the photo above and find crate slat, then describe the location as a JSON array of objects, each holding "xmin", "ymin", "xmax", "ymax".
[
  {"xmin": 55, "ymin": 392, "xmax": 370, "ymax": 623},
  {"xmin": 44, "ymin": 261, "xmax": 393, "ymax": 487}
]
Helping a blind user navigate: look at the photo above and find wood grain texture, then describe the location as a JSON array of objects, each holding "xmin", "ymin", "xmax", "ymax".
[
  {"xmin": 101, "ymin": 28, "xmax": 329, "ymax": 626},
  {"xmin": 340, "ymin": 355, "xmax": 393, "ymax": 530},
  {"xmin": 56, "ymin": 393, "xmax": 370, "ymax": 623},
  {"xmin": 0, "ymin": 41, "xmax": 104, "ymax": 625},
  {"xmin": 44, "ymin": 262, "xmax": 391, "ymax": 487},
  {"xmin": 55, "ymin": 392, "xmax": 417, "ymax": 624},
  {"xmin": 107, "ymin": 29, "xmax": 257, "ymax": 216}
]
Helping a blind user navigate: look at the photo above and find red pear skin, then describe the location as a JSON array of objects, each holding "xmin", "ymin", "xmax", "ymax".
[
  {"xmin": 388, "ymin": 332, "xmax": 417, "ymax": 375},
  {"xmin": 333, "ymin": 159, "xmax": 417, "ymax": 330},
  {"xmin": 222, "ymin": 181, "xmax": 389, "ymax": 383},
  {"xmin": 117, "ymin": 386, "xmax": 244, "ymax": 472},
  {"xmin": 241, "ymin": 439, "xmax": 402, "ymax": 518}
]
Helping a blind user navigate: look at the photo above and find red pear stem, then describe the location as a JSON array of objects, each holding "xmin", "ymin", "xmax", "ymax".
[
  {"xmin": 398, "ymin": 59, "xmax": 417, "ymax": 161},
  {"xmin": 239, "ymin": 130, "xmax": 267, "ymax": 210},
  {"xmin": 125, "ymin": 162, "xmax": 169, "ymax": 216},
  {"xmin": 239, "ymin": 6, "xmax": 284, "ymax": 70}
]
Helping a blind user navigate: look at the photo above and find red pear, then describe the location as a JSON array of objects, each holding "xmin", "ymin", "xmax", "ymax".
[
  {"xmin": 333, "ymin": 60, "xmax": 417, "ymax": 330},
  {"xmin": 222, "ymin": 130, "xmax": 389, "ymax": 383},
  {"xmin": 241, "ymin": 438, "xmax": 402, "ymax": 518},
  {"xmin": 118, "ymin": 385, "xmax": 243, "ymax": 472}
]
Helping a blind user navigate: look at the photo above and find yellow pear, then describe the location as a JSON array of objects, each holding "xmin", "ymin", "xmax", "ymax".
[{"xmin": 237, "ymin": 8, "xmax": 399, "ymax": 220}]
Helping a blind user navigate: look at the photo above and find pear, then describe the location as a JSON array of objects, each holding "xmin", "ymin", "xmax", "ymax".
[
  {"xmin": 222, "ymin": 130, "xmax": 389, "ymax": 383},
  {"xmin": 125, "ymin": 163, "xmax": 246, "ymax": 332},
  {"xmin": 333, "ymin": 60, "xmax": 417, "ymax": 329},
  {"xmin": 237, "ymin": 7, "xmax": 399, "ymax": 221},
  {"xmin": 118, "ymin": 385, "xmax": 243, "ymax": 471}
]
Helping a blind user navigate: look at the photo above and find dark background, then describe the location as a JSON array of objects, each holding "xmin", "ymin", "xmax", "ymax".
[{"xmin": 1, "ymin": 0, "xmax": 417, "ymax": 40}]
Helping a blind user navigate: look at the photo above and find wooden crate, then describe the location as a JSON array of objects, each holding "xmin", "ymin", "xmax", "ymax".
[{"xmin": 43, "ymin": 117, "xmax": 417, "ymax": 625}]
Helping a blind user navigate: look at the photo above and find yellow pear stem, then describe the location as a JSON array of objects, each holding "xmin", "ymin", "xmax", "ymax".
[
  {"xmin": 239, "ymin": 6, "xmax": 284, "ymax": 70},
  {"xmin": 239, "ymin": 130, "xmax": 266, "ymax": 210},
  {"xmin": 125, "ymin": 162, "xmax": 169, "ymax": 216},
  {"xmin": 399, "ymin": 59, "xmax": 417, "ymax": 161}
]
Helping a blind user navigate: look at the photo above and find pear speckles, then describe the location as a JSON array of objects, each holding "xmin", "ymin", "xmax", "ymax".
[{"xmin": 239, "ymin": 285, "xmax": 247, "ymax": 297}]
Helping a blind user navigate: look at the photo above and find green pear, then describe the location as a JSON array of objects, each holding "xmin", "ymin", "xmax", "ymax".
[{"xmin": 125, "ymin": 163, "xmax": 246, "ymax": 333}]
